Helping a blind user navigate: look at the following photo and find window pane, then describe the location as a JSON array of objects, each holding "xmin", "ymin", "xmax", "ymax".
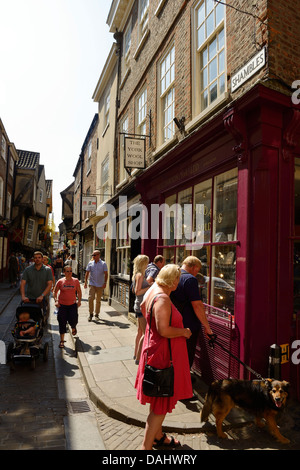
[
  {"xmin": 197, "ymin": 23, "xmax": 205, "ymax": 47},
  {"xmin": 177, "ymin": 187, "xmax": 193, "ymax": 245},
  {"xmin": 294, "ymin": 243, "xmax": 300, "ymax": 315},
  {"xmin": 219, "ymin": 73, "xmax": 225, "ymax": 94},
  {"xmin": 193, "ymin": 246, "xmax": 210, "ymax": 303},
  {"xmin": 206, "ymin": 0, "xmax": 214, "ymax": 15},
  {"xmin": 216, "ymin": 2, "xmax": 224, "ymax": 25},
  {"xmin": 206, "ymin": 12, "xmax": 214, "ymax": 37},
  {"xmin": 213, "ymin": 168, "xmax": 238, "ymax": 242},
  {"xmin": 193, "ymin": 179, "xmax": 212, "ymax": 243},
  {"xmin": 210, "ymin": 81, "xmax": 218, "ymax": 103},
  {"xmin": 218, "ymin": 28, "xmax": 225, "ymax": 49},
  {"xmin": 218, "ymin": 49, "xmax": 225, "ymax": 73},
  {"xmin": 197, "ymin": 2, "xmax": 205, "ymax": 27},
  {"xmin": 163, "ymin": 194, "xmax": 177, "ymax": 245},
  {"xmin": 163, "ymin": 247, "xmax": 175, "ymax": 264},
  {"xmin": 211, "ymin": 245, "xmax": 236, "ymax": 313},
  {"xmin": 295, "ymin": 159, "xmax": 300, "ymax": 228},
  {"xmin": 209, "ymin": 57, "xmax": 217, "ymax": 81},
  {"xmin": 209, "ymin": 38, "xmax": 217, "ymax": 59}
]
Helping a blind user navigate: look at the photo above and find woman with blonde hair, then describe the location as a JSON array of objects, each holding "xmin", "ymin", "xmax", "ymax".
[
  {"xmin": 135, "ymin": 264, "xmax": 193, "ymax": 450},
  {"xmin": 132, "ymin": 255, "xmax": 150, "ymax": 363}
]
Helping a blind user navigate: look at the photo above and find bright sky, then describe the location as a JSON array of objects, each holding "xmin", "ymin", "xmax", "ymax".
[{"xmin": 0, "ymin": 0, "xmax": 113, "ymax": 229}]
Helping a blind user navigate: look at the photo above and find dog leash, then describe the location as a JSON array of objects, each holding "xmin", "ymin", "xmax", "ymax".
[{"xmin": 207, "ymin": 334, "xmax": 264, "ymax": 381}]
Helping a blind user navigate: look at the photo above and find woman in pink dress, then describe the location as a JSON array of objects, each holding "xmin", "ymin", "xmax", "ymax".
[{"xmin": 135, "ymin": 264, "xmax": 193, "ymax": 450}]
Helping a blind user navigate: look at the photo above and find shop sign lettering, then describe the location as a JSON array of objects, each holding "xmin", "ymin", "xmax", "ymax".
[{"xmin": 231, "ymin": 47, "xmax": 266, "ymax": 92}]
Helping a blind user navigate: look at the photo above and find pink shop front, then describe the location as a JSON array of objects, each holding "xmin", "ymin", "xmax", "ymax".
[{"xmin": 136, "ymin": 85, "xmax": 300, "ymax": 400}]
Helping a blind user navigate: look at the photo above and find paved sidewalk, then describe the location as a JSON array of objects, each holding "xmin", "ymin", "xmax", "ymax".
[{"xmin": 67, "ymin": 284, "xmax": 300, "ymax": 444}]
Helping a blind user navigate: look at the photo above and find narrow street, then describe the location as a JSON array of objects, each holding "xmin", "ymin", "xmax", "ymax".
[{"xmin": 1, "ymin": 290, "xmax": 300, "ymax": 453}]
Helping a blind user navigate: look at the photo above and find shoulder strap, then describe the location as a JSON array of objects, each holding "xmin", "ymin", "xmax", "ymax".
[{"xmin": 145, "ymin": 294, "xmax": 172, "ymax": 365}]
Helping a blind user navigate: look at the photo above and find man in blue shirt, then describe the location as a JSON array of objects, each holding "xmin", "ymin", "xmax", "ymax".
[
  {"xmin": 170, "ymin": 256, "xmax": 213, "ymax": 368},
  {"xmin": 145, "ymin": 255, "xmax": 165, "ymax": 284},
  {"xmin": 84, "ymin": 250, "xmax": 108, "ymax": 321}
]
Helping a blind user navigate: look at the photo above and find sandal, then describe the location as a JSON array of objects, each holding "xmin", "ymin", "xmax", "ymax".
[
  {"xmin": 59, "ymin": 341, "xmax": 65, "ymax": 348},
  {"xmin": 72, "ymin": 328, "xmax": 77, "ymax": 336},
  {"xmin": 153, "ymin": 433, "xmax": 181, "ymax": 448}
]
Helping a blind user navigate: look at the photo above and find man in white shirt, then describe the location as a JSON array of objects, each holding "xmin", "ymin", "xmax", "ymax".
[{"xmin": 84, "ymin": 250, "xmax": 108, "ymax": 321}]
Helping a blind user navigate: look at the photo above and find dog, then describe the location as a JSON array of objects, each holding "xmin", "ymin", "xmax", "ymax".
[{"xmin": 201, "ymin": 378, "xmax": 290, "ymax": 444}]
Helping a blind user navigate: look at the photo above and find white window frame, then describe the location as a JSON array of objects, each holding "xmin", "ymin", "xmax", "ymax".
[
  {"xmin": 101, "ymin": 155, "xmax": 109, "ymax": 203},
  {"xmin": 1, "ymin": 135, "xmax": 6, "ymax": 161},
  {"xmin": 139, "ymin": 0, "xmax": 149, "ymax": 38},
  {"xmin": 27, "ymin": 219, "xmax": 35, "ymax": 243},
  {"xmin": 104, "ymin": 92, "xmax": 110, "ymax": 130},
  {"xmin": 87, "ymin": 141, "xmax": 92, "ymax": 175},
  {"xmin": 192, "ymin": 0, "xmax": 226, "ymax": 117},
  {"xmin": 159, "ymin": 44, "xmax": 175, "ymax": 144},
  {"xmin": 39, "ymin": 189, "xmax": 43, "ymax": 203},
  {"xmin": 117, "ymin": 218, "xmax": 131, "ymax": 279},
  {"xmin": 136, "ymin": 87, "xmax": 147, "ymax": 136}
]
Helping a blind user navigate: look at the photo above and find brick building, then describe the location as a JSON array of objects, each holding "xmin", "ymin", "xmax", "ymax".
[{"xmin": 102, "ymin": 0, "xmax": 300, "ymax": 397}]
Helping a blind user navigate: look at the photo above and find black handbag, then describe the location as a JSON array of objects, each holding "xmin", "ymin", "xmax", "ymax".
[{"xmin": 142, "ymin": 295, "xmax": 174, "ymax": 397}]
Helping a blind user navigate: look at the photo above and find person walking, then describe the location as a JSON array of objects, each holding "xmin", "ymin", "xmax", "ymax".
[
  {"xmin": 84, "ymin": 250, "xmax": 108, "ymax": 321},
  {"xmin": 132, "ymin": 255, "xmax": 151, "ymax": 364},
  {"xmin": 170, "ymin": 256, "xmax": 214, "ymax": 369},
  {"xmin": 20, "ymin": 251, "xmax": 53, "ymax": 322},
  {"xmin": 8, "ymin": 252, "xmax": 19, "ymax": 288},
  {"xmin": 54, "ymin": 265, "xmax": 82, "ymax": 348},
  {"xmin": 145, "ymin": 255, "xmax": 165, "ymax": 285},
  {"xmin": 135, "ymin": 264, "xmax": 192, "ymax": 450}
]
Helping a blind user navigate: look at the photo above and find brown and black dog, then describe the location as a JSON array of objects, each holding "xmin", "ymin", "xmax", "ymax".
[{"xmin": 201, "ymin": 378, "xmax": 290, "ymax": 444}]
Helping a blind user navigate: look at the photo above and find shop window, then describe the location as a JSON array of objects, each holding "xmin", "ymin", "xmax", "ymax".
[
  {"xmin": 117, "ymin": 218, "xmax": 131, "ymax": 279},
  {"xmin": 159, "ymin": 167, "xmax": 238, "ymax": 314},
  {"xmin": 294, "ymin": 159, "xmax": 300, "ymax": 317}
]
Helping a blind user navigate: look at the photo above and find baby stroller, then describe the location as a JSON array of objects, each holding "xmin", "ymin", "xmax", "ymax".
[{"xmin": 7, "ymin": 302, "xmax": 49, "ymax": 370}]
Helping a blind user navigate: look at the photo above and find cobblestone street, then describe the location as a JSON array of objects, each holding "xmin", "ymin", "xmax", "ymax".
[{"xmin": 1, "ymin": 291, "xmax": 300, "ymax": 452}]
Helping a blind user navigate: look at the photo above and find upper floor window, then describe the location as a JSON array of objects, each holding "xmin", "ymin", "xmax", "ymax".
[
  {"xmin": 193, "ymin": 0, "xmax": 225, "ymax": 114},
  {"xmin": 87, "ymin": 141, "xmax": 92, "ymax": 174},
  {"xmin": 1, "ymin": 135, "xmax": 6, "ymax": 161},
  {"xmin": 139, "ymin": 0, "xmax": 149, "ymax": 37},
  {"xmin": 39, "ymin": 189, "xmax": 43, "ymax": 203},
  {"xmin": 136, "ymin": 87, "xmax": 147, "ymax": 136},
  {"xmin": 9, "ymin": 156, "xmax": 14, "ymax": 176},
  {"xmin": 0, "ymin": 177, "xmax": 3, "ymax": 216},
  {"xmin": 124, "ymin": 19, "xmax": 132, "ymax": 64},
  {"xmin": 104, "ymin": 92, "xmax": 110, "ymax": 129},
  {"xmin": 101, "ymin": 155, "xmax": 110, "ymax": 203},
  {"xmin": 159, "ymin": 44, "xmax": 175, "ymax": 143},
  {"xmin": 119, "ymin": 115, "xmax": 129, "ymax": 184}
]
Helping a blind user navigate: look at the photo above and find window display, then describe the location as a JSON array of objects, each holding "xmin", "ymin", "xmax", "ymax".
[{"xmin": 161, "ymin": 167, "xmax": 237, "ymax": 314}]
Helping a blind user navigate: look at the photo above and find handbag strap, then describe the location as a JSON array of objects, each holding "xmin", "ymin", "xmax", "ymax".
[{"xmin": 145, "ymin": 294, "xmax": 172, "ymax": 365}]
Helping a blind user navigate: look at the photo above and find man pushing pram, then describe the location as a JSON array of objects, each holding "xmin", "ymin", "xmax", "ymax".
[{"xmin": 20, "ymin": 251, "xmax": 53, "ymax": 324}]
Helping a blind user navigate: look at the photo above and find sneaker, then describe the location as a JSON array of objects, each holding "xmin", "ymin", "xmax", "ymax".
[
  {"xmin": 95, "ymin": 313, "xmax": 99, "ymax": 320},
  {"xmin": 88, "ymin": 314, "xmax": 93, "ymax": 322}
]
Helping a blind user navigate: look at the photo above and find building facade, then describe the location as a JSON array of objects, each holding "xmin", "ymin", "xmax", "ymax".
[{"xmin": 103, "ymin": 0, "xmax": 300, "ymax": 398}]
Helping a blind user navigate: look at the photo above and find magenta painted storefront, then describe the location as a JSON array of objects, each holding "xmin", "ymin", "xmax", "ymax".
[{"xmin": 136, "ymin": 85, "xmax": 300, "ymax": 399}]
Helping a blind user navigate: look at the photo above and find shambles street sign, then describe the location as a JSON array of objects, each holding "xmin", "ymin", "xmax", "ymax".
[
  {"xmin": 231, "ymin": 47, "xmax": 266, "ymax": 93},
  {"xmin": 125, "ymin": 137, "xmax": 146, "ymax": 169}
]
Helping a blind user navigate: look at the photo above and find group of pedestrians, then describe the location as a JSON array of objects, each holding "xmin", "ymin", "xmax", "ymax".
[
  {"xmin": 18, "ymin": 248, "xmax": 213, "ymax": 450},
  {"xmin": 17, "ymin": 249, "xmax": 106, "ymax": 350},
  {"xmin": 132, "ymin": 254, "xmax": 214, "ymax": 450}
]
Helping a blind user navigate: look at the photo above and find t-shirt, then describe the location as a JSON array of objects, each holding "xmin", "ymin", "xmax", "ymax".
[
  {"xmin": 86, "ymin": 259, "xmax": 108, "ymax": 287},
  {"xmin": 145, "ymin": 263, "xmax": 159, "ymax": 281},
  {"xmin": 22, "ymin": 264, "xmax": 53, "ymax": 299},
  {"xmin": 56, "ymin": 277, "xmax": 80, "ymax": 305},
  {"xmin": 170, "ymin": 269, "xmax": 202, "ymax": 333}
]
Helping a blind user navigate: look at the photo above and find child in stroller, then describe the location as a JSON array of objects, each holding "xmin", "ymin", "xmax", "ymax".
[{"xmin": 8, "ymin": 303, "xmax": 48, "ymax": 370}]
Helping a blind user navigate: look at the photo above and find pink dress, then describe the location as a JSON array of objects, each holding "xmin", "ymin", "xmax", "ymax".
[{"xmin": 135, "ymin": 296, "xmax": 193, "ymax": 414}]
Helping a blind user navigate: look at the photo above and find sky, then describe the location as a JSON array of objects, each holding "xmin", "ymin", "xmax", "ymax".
[{"xmin": 0, "ymin": 0, "xmax": 113, "ymax": 229}]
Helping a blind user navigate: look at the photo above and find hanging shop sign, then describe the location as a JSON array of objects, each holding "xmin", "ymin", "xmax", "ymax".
[
  {"xmin": 231, "ymin": 47, "xmax": 266, "ymax": 93},
  {"xmin": 124, "ymin": 137, "xmax": 146, "ymax": 169},
  {"xmin": 82, "ymin": 196, "xmax": 97, "ymax": 212}
]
